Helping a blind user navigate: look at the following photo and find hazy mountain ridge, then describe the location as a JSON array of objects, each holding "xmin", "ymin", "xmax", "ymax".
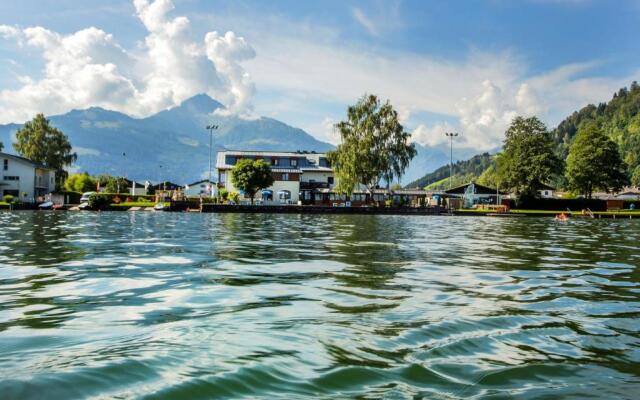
[{"xmin": 0, "ymin": 95, "xmax": 333, "ymax": 184}]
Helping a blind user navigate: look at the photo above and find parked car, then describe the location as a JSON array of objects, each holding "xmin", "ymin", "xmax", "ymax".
[{"xmin": 80, "ymin": 192, "xmax": 95, "ymax": 203}]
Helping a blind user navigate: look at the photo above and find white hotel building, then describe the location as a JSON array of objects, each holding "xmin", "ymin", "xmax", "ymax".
[{"xmin": 216, "ymin": 150, "xmax": 336, "ymax": 204}]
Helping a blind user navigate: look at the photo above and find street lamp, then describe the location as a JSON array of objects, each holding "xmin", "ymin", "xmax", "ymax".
[
  {"xmin": 206, "ymin": 124, "xmax": 219, "ymax": 197},
  {"xmin": 445, "ymin": 132, "xmax": 459, "ymax": 190}
]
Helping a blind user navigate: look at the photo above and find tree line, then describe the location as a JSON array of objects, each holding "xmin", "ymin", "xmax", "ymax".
[{"xmin": 477, "ymin": 116, "xmax": 628, "ymax": 199}]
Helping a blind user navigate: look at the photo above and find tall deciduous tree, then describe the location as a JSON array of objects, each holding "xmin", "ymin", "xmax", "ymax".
[
  {"xmin": 327, "ymin": 94, "xmax": 416, "ymax": 195},
  {"xmin": 13, "ymin": 114, "xmax": 76, "ymax": 188},
  {"xmin": 497, "ymin": 116, "xmax": 562, "ymax": 197},
  {"xmin": 566, "ymin": 123, "xmax": 629, "ymax": 198},
  {"xmin": 230, "ymin": 159, "xmax": 274, "ymax": 204}
]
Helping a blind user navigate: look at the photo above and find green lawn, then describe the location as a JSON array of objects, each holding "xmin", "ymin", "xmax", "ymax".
[
  {"xmin": 110, "ymin": 202, "xmax": 157, "ymax": 208},
  {"xmin": 455, "ymin": 208, "xmax": 640, "ymax": 217}
]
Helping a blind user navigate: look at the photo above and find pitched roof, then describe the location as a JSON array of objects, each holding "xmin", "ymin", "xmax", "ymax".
[
  {"xmin": 185, "ymin": 179, "xmax": 215, "ymax": 186},
  {"xmin": 0, "ymin": 152, "xmax": 51, "ymax": 169},
  {"xmin": 445, "ymin": 182, "xmax": 506, "ymax": 195}
]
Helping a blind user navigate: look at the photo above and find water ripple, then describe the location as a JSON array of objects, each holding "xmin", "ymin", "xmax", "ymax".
[{"xmin": 1, "ymin": 211, "xmax": 639, "ymax": 399}]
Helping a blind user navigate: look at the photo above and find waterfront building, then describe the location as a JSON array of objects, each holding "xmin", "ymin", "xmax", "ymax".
[
  {"xmin": 445, "ymin": 182, "xmax": 506, "ymax": 208},
  {"xmin": 184, "ymin": 179, "xmax": 217, "ymax": 198},
  {"xmin": 216, "ymin": 150, "xmax": 336, "ymax": 204},
  {"xmin": 215, "ymin": 149, "xmax": 431, "ymax": 206},
  {"xmin": 0, "ymin": 152, "xmax": 56, "ymax": 202}
]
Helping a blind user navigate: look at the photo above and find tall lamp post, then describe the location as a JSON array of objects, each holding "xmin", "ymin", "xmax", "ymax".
[
  {"xmin": 445, "ymin": 132, "xmax": 459, "ymax": 190},
  {"xmin": 206, "ymin": 124, "xmax": 219, "ymax": 197}
]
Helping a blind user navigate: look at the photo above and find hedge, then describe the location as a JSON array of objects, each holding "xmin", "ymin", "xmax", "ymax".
[{"xmin": 92, "ymin": 193, "xmax": 154, "ymax": 203}]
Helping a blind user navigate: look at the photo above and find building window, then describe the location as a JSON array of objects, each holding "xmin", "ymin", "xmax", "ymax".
[
  {"xmin": 271, "ymin": 158, "xmax": 279, "ymax": 166},
  {"xmin": 3, "ymin": 159, "xmax": 7, "ymax": 171},
  {"xmin": 328, "ymin": 176, "xmax": 334, "ymax": 185},
  {"xmin": 3, "ymin": 176, "xmax": 19, "ymax": 181},
  {"xmin": 281, "ymin": 173, "xmax": 289, "ymax": 181},
  {"xmin": 290, "ymin": 158, "xmax": 298, "ymax": 167}
]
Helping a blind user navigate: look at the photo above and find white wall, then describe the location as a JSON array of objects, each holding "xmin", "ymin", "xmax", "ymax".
[
  {"xmin": 271, "ymin": 180, "xmax": 300, "ymax": 203},
  {"xmin": 184, "ymin": 182, "xmax": 217, "ymax": 197},
  {"xmin": 222, "ymin": 172, "xmax": 300, "ymax": 203},
  {"xmin": 2, "ymin": 157, "xmax": 36, "ymax": 201},
  {"xmin": 1, "ymin": 157, "xmax": 56, "ymax": 202}
]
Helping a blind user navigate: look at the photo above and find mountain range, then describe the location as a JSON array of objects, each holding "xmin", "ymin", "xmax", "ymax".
[{"xmin": 0, "ymin": 94, "xmax": 452, "ymax": 184}]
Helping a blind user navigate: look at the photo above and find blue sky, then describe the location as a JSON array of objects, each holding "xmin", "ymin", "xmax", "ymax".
[{"xmin": 0, "ymin": 0, "xmax": 638, "ymax": 149}]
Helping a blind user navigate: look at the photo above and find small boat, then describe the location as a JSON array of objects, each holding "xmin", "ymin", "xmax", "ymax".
[
  {"xmin": 154, "ymin": 202, "xmax": 169, "ymax": 211},
  {"xmin": 38, "ymin": 201, "xmax": 54, "ymax": 210}
]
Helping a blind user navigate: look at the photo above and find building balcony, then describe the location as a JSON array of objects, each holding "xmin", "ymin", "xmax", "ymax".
[{"xmin": 300, "ymin": 181, "xmax": 330, "ymax": 190}]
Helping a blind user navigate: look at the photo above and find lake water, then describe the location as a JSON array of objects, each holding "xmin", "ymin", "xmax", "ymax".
[{"xmin": 0, "ymin": 211, "xmax": 639, "ymax": 399}]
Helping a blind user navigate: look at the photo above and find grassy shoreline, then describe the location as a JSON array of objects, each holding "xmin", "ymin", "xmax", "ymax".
[{"xmin": 455, "ymin": 208, "xmax": 640, "ymax": 217}]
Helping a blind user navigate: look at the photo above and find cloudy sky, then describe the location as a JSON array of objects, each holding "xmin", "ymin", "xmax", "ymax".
[{"xmin": 0, "ymin": 0, "xmax": 638, "ymax": 150}]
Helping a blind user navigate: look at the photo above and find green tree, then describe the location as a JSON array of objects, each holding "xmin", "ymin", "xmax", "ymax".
[
  {"xmin": 0, "ymin": 141, "xmax": 3, "ymax": 152},
  {"xmin": 477, "ymin": 162, "xmax": 499, "ymax": 188},
  {"xmin": 230, "ymin": 159, "xmax": 274, "ymax": 204},
  {"xmin": 64, "ymin": 172, "xmax": 97, "ymax": 193},
  {"xmin": 632, "ymin": 166, "xmax": 640, "ymax": 187},
  {"xmin": 566, "ymin": 123, "xmax": 629, "ymax": 198},
  {"xmin": 13, "ymin": 114, "xmax": 77, "ymax": 189},
  {"xmin": 104, "ymin": 176, "xmax": 129, "ymax": 193},
  {"xmin": 327, "ymin": 94, "xmax": 416, "ymax": 195},
  {"xmin": 497, "ymin": 116, "xmax": 562, "ymax": 197}
]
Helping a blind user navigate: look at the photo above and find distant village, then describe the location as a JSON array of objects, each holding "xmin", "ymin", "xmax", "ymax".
[{"xmin": 2, "ymin": 149, "xmax": 639, "ymax": 215}]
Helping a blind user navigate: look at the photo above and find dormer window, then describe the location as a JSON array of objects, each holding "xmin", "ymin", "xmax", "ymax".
[
  {"xmin": 290, "ymin": 158, "xmax": 298, "ymax": 167},
  {"xmin": 271, "ymin": 158, "xmax": 279, "ymax": 166}
]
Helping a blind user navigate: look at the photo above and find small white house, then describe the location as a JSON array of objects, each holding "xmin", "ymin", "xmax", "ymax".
[
  {"xmin": 1, "ymin": 152, "xmax": 56, "ymax": 202},
  {"xmin": 538, "ymin": 184, "xmax": 556, "ymax": 199},
  {"xmin": 184, "ymin": 179, "xmax": 217, "ymax": 198}
]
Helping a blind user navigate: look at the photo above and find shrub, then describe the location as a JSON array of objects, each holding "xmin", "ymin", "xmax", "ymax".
[
  {"xmin": 219, "ymin": 188, "xmax": 229, "ymax": 201},
  {"xmin": 87, "ymin": 193, "xmax": 111, "ymax": 210},
  {"xmin": 228, "ymin": 192, "xmax": 240, "ymax": 204},
  {"xmin": 3, "ymin": 194, "xmax": 14, "ymax": 203}
]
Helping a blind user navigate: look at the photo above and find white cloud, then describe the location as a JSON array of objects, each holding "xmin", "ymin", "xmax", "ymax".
[
  {"xmin": 73, "ymin": 146, "xmax": 101, "ymax": 156},
  {"xmin": 243, "ymin": 23, "xmax": 636, "ymax": 150},
  {"xmin": 351, "ymin": 1, "xmax": 403, "ymax": 37},
  {"xmin": 0, "ymin": 0, "xmax": 635, "ymax": 153},
  {"xmin": 352, "ymin": 8, "xmax": 378, "ymax": 36},
  {"xmin": 0, "ymin": 0, "xmax": 256, "ymax": 123},
  {"xmin": 410, "ymin": 122, "xmax": 457, "ymax": 148}
]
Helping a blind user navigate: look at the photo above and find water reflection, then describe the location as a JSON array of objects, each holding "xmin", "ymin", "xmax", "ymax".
[{"xmin": 0, "ymin": 211, "xmax": 639, "ymax": 399}]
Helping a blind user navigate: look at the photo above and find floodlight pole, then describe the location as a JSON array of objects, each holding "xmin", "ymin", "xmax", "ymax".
[
  {"xmin": 445, "ymin": 132, "xmax": 459, "ymax": 190},
  {"xmin": 206, "ymin": 124, "xmax": 219, "ymax": 197}
]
